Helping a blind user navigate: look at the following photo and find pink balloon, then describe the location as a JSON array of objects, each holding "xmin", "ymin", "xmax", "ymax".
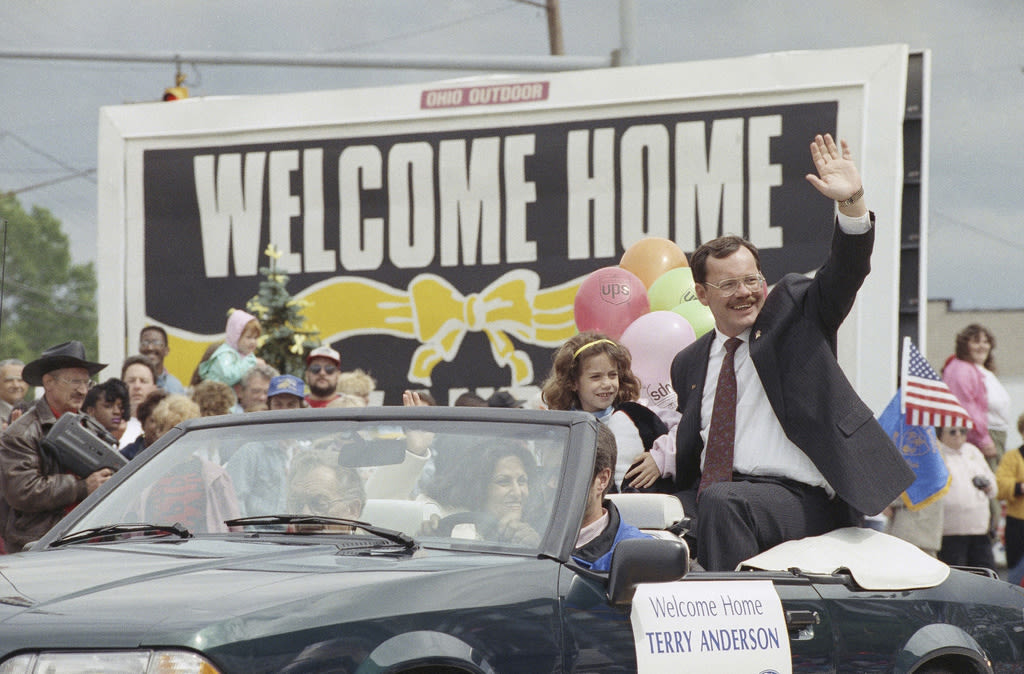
[
  {"xmin": 574, "ymin": 267, "xmax": 650, "ymax": 340},
  {"xmin": 619, "ymin": 311, "xmax": 696, "ymax": 410}
]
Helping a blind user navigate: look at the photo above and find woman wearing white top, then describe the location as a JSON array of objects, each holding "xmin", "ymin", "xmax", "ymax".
[{"xmin": 936, "ymin": 426, "xmax": 998, "ymax": 571}]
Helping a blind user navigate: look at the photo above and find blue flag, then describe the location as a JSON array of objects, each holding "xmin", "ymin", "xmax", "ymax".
[{"xmin": 878, "ymin": 388, "xmax": 950, "ymax": 510}]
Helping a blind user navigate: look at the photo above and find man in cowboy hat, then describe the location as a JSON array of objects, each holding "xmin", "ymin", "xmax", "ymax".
[{"xmin": 0, "ymin": 341, "xmax": 115, "ymax": 553}]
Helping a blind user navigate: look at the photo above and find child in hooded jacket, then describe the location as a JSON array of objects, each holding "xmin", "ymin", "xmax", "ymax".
[{"xmin": 198, "ymin": 309, "xmax": 263, "ymax": 387}]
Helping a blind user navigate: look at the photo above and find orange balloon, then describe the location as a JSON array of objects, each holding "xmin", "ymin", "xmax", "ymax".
[{"xmin": 619, "ymin": 237, "xmax": 689, "ymax": 288}]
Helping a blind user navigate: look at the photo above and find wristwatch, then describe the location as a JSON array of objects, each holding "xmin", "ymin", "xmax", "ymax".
[{"xmin": 838, "ymin": 186, "xmax": 864, "ymax": 207}]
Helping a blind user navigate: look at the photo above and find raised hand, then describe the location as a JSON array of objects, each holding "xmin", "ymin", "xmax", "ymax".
[
  {"xmin": 805, "ymin": 133, "xmax": 865, "ymax": 213},
  {"xmin": 402, "ymin": 389, "xmax": 433, "ymax": 456},
  {"xmin": 402, "ymin": 390, "xmax": 429, "ymax": 407}
]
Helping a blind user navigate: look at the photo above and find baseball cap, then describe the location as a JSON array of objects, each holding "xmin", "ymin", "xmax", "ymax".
[
  {"xmin": 267, "ymin": 374, "xmax": 305, "ymax": 398},
  {"xmin": 306, "ymin": 345, "xmax": 341, "ymax": 366}
]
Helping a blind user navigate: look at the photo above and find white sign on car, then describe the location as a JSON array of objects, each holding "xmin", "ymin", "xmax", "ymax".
[{"xmin": 631, "ymin": 579, "xmax": 791, "ymax": 673}]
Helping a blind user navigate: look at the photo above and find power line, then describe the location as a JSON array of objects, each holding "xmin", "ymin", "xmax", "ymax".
[
  {"xmin": 7, "ymin": 169, "xmax": 97, "ymax": 195},
  {"xmin": 0, "ymin": 130, "xmax": 97, "ymax": 194},
  {"xmin": 340, "ymin": 2, "xmax": 529, "ymax": 52},
  {"xmin": 931, "ymin": 210, "xmax": 1024, "ymax": 254},
  {"xmin": 1, "ymin": 130, "xmax": 92, "ymax": 178}
]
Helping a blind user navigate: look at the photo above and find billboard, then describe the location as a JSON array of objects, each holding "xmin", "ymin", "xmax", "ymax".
[{"xmin": 98, "ymin": 44, "xmax": 909, "ymax": 408}]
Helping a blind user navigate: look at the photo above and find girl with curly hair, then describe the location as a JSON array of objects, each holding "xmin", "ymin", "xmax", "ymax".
[{"xmin": 541, "ymin": 332, "xmax": 670, "ymax": 492}]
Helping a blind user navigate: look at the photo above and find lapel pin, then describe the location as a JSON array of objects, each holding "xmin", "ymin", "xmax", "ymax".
[{"xmin": 754, "ymin": 330, "xmax": 761, "ymax": 340}]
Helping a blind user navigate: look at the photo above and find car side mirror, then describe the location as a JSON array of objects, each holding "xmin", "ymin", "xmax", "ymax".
[{"xmin": 607, "ymin": 537, "xmax": 689, "ymax": 606}]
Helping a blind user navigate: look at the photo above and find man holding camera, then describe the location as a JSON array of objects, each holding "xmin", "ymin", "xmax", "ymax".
[{"xmin": 0, "ymin": 342, "xmax": 114, "ymax": 553}]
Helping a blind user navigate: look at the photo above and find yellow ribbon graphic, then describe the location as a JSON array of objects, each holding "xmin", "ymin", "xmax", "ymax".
[{"xmin": 166, "ymin": 270, "xmax": 581, "ymax": 387}]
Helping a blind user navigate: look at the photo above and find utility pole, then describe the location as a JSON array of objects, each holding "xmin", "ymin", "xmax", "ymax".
[{"xmin": 546, "ymin": 0, "xmax": 565, "ymax": 56}]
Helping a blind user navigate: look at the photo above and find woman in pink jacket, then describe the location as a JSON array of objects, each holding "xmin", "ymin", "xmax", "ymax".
[{"xmin": 942, "ymin": 324, "xmax": 1011, "ymax": 471}]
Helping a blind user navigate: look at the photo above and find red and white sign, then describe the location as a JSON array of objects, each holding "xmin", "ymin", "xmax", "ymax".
[{"xmin": 421, "ymin": 81, "xmax": 550, "ymax": 109}]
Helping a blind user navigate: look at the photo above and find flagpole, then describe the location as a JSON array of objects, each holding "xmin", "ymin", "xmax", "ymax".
[{"xmin": 899, "ymin": 336, "xmax": 910, "ymax": 416}]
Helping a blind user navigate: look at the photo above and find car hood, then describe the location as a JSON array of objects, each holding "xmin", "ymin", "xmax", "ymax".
[{"xmin": 0, "ymin": 537, "xmax": 545, "ymax": 651}]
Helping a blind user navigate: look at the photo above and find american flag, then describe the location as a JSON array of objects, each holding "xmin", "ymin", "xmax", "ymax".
[{"xmin": 901, "ymin": 337, "xmax": 974, "ymax": 429}]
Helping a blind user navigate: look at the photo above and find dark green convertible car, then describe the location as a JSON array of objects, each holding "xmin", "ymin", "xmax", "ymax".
[{"xmin": 0, "ymin": 407, "xmax": 1022, "ymax": 673}]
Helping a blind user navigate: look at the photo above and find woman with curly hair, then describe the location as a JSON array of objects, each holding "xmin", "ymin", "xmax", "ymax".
[
  {"xmin": 943, "ymin": 324, "xmax": 1011, "ymax": 470},
  {"xmin": 190, "ymin": 379, "xmax": 237, "ymax": 418},
  {"xmin": 422, "ymin": 440, "xmax": 541, "ymax": 546}
]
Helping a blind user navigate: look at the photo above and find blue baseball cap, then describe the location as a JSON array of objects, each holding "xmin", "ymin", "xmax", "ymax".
[{"xmin": 267, "ymin": 374, "xmax": 305, "ymax": 398}]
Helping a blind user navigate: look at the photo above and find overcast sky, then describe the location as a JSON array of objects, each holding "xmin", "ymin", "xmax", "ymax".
[{"xmin": 1, "ymin": 0, "xmax": 1021, "ymax": 309}]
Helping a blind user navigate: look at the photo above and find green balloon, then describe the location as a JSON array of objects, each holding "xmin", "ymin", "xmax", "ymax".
[
  {"xmin": 671, "ymin": 298, "xmax": 716, "ymax": 337},
  {"xmin": 648, "ymin": 267, "xmax": 699, "ymax": 312}
]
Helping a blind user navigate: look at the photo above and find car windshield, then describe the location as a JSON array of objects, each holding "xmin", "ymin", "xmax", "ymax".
[{"xmin": 65, "ymin": 416, "xmax": 570, "ymax": 552}]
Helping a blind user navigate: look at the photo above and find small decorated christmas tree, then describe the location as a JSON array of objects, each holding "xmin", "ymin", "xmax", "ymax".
[{"xmin": 246, "ymin": 244, "xmax": 320, "ymax": 377}]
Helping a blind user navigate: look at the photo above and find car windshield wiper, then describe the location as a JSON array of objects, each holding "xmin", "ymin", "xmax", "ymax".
[
  {"xmin": 224, "ymin": 515, "xmax": 417, "ymax": 550},
  {"xmin": 49, "ymin": 522, "xmax": 192, "ymax": 547}
]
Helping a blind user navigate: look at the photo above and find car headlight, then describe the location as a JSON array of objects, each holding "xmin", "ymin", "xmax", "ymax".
[{"xmin": 0, "ymin": 650, "xmax": 221, "ymax": 673}]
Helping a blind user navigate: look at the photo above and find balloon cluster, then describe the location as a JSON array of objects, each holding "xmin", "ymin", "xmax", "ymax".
[{"xmin": 573, "ymin": 237, "xmax": 716, "ymax": 410}]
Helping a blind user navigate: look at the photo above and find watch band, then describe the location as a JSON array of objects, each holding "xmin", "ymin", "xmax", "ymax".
[{"xmin": 838, "ymin": 186, "xmax": 864, "ymax": 207}]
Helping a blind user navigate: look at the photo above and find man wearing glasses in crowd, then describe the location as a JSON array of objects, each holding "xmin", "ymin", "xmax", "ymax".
[
  {"xmin": 138, "ymin": 326, "xmax": 185, "ymax": 394},
  {"xmin": 304, "ymin": 345, "xmax": 342, "ymax": 408},
  {"xmin": 0, "ymin": 341, "xmax": 114, "ymax": 553},
  {"xmin": 658, "ymin": 134, "xmax": 915, "ymax": 571}
]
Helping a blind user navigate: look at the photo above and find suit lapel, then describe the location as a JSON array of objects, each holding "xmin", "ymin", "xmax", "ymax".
[
  {"xmin": 683, "ymin": 334, "xmax": 713, "ymax": 419},
  {"xmin": 694, "ymin": 333, "xmax": 713, "ymax": 382},
  {"xmin": 748, "ymin": 312, "xmax": 786, "ymax": 423}
]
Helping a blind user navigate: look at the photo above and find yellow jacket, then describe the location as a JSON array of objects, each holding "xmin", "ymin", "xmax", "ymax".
[{"xmin": 995, "ymin": 447, "xmax": 1024, "ymax": 520}]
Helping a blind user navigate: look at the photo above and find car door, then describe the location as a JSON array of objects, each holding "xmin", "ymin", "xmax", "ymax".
[
  {"xmin": 560, "ymin": 569, "xmax": 640, "ymax": 672},
  {"xmin": 769, "ymin": 572, "xmax": 837, "ymax": 673}
]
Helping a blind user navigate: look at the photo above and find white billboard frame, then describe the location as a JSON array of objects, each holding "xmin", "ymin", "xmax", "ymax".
[{"xmin": 98, "ymin": 43, "xmax": 908, "ymax": 411}]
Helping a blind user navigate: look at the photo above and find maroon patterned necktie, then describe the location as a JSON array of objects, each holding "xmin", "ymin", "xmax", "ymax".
[{"xmin": 698, "ymin": 337, "xmax": 743, "ymax": 497}]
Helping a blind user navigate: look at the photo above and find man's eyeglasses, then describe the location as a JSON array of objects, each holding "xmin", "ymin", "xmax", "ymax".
[
  {"xmin": 308, "ymin": 364, "xmax": 338, "ymax": 375},
  {"xmin": 942, "ymin": 428, "xmax": 968, "ymax": 436},
  {"xmin": 703, "ymin": 273, "xmax": 765, "ymax": 297},
  {"xmin": 287, "ymin": 495, "xmax": 347, "ymax": 514},
  {"xmin": 56, "ymin": 376, "xmax": 92, "ymax": 390},
  {"xmin": 139, "ymin": 340, "xmax": 166, "ymax": 348}
]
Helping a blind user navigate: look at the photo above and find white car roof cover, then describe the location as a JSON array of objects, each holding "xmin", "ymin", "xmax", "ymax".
[{"xmin": 740, "ymin": 527, "xmax": 950, "ymax": 590}]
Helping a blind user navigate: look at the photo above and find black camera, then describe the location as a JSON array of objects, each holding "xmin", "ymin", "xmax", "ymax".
[{"xmin": 42, "ymin": 413, "xmax": 128, "ymax": 478}]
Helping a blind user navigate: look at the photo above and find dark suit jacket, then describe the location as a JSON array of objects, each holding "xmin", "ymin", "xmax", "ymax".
[{"xmin": 670, "ymin": 218, "xmax": 914, "ymax": 516}]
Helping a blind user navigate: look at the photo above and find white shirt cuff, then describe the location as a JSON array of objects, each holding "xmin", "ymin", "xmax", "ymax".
[{"xmin": 837, "ymin": 210, "xmax": 871, "ymax": 235}]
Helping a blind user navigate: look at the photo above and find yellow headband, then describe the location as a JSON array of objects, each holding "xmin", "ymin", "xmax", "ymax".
[{"xmin": 572, "ymin": 338, "xmax": 617, "ymax": 360}]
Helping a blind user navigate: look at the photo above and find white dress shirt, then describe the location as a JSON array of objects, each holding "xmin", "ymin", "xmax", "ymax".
[{"xmin": 700, "ymin": 328, "xmax": 832, "ymax": 493}]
